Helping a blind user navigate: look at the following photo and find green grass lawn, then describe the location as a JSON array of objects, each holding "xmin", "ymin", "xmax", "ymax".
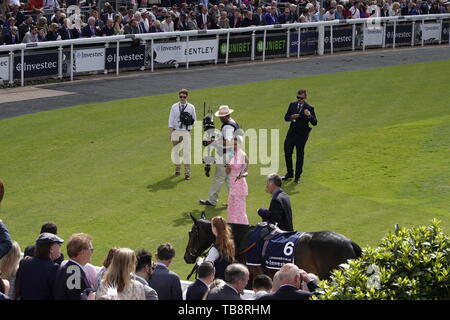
[{"xmin": 1, "ymin": 59, "xmax": 449, "ymax": 280}]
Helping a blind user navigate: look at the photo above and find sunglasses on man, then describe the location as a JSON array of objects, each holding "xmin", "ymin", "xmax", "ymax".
[
  {"xmin": 297, "ymin": 96, "xmax": 306, "ymax": 100},
  {"xmin": 179, "ymin": 95, "xmax": 187, "ymax": 99}
]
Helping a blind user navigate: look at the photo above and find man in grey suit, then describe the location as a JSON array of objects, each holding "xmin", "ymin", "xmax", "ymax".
[
  {"xmin": 206, "ymin": 263, "xmax": 249, "ymax": 300},
  {"xmin": 148, "ymin": 243, "xmax": 182, "ymax": 300}
]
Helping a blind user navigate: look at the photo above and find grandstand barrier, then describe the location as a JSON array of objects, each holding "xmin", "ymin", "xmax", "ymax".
[{"xmin": 0, "ymin": 14, "xmax": 449, "ymax": 86}]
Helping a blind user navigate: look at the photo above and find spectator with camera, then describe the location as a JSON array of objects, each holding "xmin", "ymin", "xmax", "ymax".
[{"xmin": 168, "ymin": 89, "xmax": 196, "ymax": 180}]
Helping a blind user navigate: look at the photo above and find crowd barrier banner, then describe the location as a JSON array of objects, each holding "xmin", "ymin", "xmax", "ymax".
[
  {"xmin": 325, "ymin": 27, "xmax": 353, "ymax": 50},
  {"xmin": 363, "ymin": 27, "xmax": 384, "ymax": 46},
  {"xmin": 289, "ymin": 30, "xmax": 318, "ymax": 54},
  {"xmin": 0, "ymin": 56, "xmax": 9, "ymax": 81},
  {"xmin": 105, "ymin": 45, "xmax": 145, "ymax": 69},
  {"xmin": 218, "ymin": 34, "xmax": 252, "ymax": 60},
  {"xmin": 74, "ymin": 48, "xmax": 105, "ymax": 72},
  {"xmin": 0, "ymin": 14, "xmax": 449, "ymax": 85},
  {"xmin": 421, "ymin": 23, "xmax": 441, "ymax": 41},
  {"xmin": 255, "ymin": 32, "xmax": 287, "ymax": 57},
  {"xmin": 13, "ymin": 52, "xmax": 58, "ymax": 79},
  {"xmin": 385, "ymin": 24, "xmax": 413, "ymax": 45},
  {"xmin": 153, "ymin": 38, "xmax": 218, "ymax": 64}
]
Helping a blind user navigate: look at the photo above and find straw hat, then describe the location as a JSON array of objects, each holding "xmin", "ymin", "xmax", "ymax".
[{"xmin": 214, "ymin": 105, "xmax": 234, "ymax": 117}]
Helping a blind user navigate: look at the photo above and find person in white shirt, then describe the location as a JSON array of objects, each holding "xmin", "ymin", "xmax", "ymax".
[
  {"xmin": 350, "ymin": 1, "xmax": 361, "ymax": 19},
  {"xmin": 160, "ymin": 15, "xmax": 174, "ymax": 32},
  {"xmin": 168, "ymin": 89, "xmax": 196, "ymax": 179}
]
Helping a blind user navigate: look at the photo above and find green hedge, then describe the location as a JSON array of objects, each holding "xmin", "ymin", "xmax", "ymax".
[{"xmin": 315, "ymin": 220, "xmax": 450, "ymax": 300}]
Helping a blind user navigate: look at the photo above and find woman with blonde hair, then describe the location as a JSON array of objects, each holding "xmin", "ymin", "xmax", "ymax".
[
  {"xmin": 205, "ymin": 216, "xmax": 235, "ymax": 280},
  {"xmin": 113, "ymin": 15, "xmax": 124, "ymax": 35},
  {"xmin": 0, "ymin": 241, "xmax": 21, "ymax": 298},
  {"xmin": 96, "ymin": 248, "xmax": 145, "ymax": 300},
  {"xmin": 389, "ymin": 2, "xmax": 401, "ymax": 16}
]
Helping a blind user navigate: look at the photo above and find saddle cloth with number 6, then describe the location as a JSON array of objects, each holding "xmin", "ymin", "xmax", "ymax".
[{"xmin": 246, "ymin": 223, "xmax": 304, "ymax": 270}]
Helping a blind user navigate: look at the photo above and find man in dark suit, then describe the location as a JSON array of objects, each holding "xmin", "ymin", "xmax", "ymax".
[
  {"xmin": 3, "ymin": 27, "xmax": 20, "ymax": 45},
  {"xmin": 186, "ymin": 261, "xmax": 215, "ymax": 300},
  {"xmin": 24, "ymin": 222, "xmax": 64, "ymax": 264},
  {"xmin": 148, "ymin": 243, "xmax": 183, "ymax": 300},
  {"xmin": 258, "ymin": 174, "xmax": 293, "ymax": 231},
  {"xmin": 257, "ymin": 263, "xmax": 318, "ymax": 300},
  {"xmin": 81, "ymin": 17, "xmax": 101, "ymax": 38},
  {"xmin": 53, "ymin": 233, "xmax": 93, "ymax": 300},
  {"xmin": 207, "ymin": 263, "xmax": 249, "ymax": 300},
  {"xmin": 196, "ymin": 6, "xmax": 211, "ymax": 30},
  {"xmin": 282, "ymin": 89, "xmax": 318, "ymax": 184}
]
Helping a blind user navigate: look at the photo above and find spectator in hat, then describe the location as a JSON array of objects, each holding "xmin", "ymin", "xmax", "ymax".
[
  {"xmin": 186, "ymin": 261, "xmax": 215, "ymax": 300},
  {"xmin": 134, "ymin": 249, "xmax": 158, "ymax": 300},
  {"xmin": 53, "ymin": 233, "xmax": 94, "ymax": 300},
  {"xmin": 0, "ymin": 241, "xmax": 21, "ymax": 298},
  {"xmin": 14, "ymin": 233, "xmax": 63, "ymax": 300},
  {"xmin": 148, "ymin": 243, "xmax": 182, "ymax": 300},
  {"xmin": 24, "ymin": 222, "xmax": 64, "ymax": 265}
]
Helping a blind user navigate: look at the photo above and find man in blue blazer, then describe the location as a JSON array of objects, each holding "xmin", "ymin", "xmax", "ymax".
[
  {"xmin": 186, "ymin": 261, "xmax": 215, "ymax": 300},
  {"xmin": 149, "ymin": 243, "xmax": 183, "ymax": 300},
  {"xmin": 282, "ymin": 89, "xmax": 318, "ymax": 184}
]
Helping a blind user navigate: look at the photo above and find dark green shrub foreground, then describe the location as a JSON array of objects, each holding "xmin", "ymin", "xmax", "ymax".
[{"xmin": 315, "ymin": 220, "xmax": 450, "ymax": 300}]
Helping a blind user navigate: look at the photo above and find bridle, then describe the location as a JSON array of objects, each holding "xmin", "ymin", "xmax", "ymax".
[{"xmin": 186, "ymin": 222, "xmax": 212, "ymax": 280}]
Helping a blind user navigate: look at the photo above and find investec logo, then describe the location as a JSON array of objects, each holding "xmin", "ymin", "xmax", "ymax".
[
  {"xmin": 16, "ymin": 60, "xmax": 57, "ymax": 72},
  {"xmin": 76, "ymin": 51, "xmax": 104, "ymax": 59},
  {"xmin": 386, "ymin": 31, "xmax": 411, "ymax": 39},
  {"xmin": 106, "ymin": 52, "xmax": 145, "ymax": 63},
  {"xmin": 324, "ymin": 35, "xmax": 351, "ymax": 44}
]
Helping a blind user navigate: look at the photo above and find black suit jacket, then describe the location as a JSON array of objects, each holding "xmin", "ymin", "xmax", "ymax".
[
  {"xmin": 81, "ymin": 25, "xmax": 101, "ymax": 38},
  {"xmin": 186, "ymin": 279, "xmax": 209, "ymax": 300},
  {"xmin": 53, "ymin": 260, "xmax": 91, "ymax": 300},
  {"xmin": 148, "ymin": 264, "xmax": 183, "ymax": 300},
  {"xmin": 229, "ymin": 15, "xmax": 242, "ymax": 28},
  {"xmin": 58, "ymin": 27, "xmax": 77, "ymax": 40},
  {"xmin": 196, "ymin": 14, "xmax": 211, "ymax": 29},
  {"xmin": 258, "ymin": 189, "xmax": 293, "ymax": 231},
  {"xmin": 284, "ymin": 101, "xmax": 317, "ymax": 136},
  {"xmin": 206, "ymin": 284, "xmax": 241, "ymax": 300},
  {"xmin": 256, "ymin": 284, "xmax": 316, "ymax": 300},
  {"xmin": 252, "ymin": 14, "xmax": 266, "ymax": 26}
]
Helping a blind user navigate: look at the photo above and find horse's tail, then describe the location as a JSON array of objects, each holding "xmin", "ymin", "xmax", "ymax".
[{"xmin": 351, "ymin": 241, "xmax": 362, "ymax": 259}]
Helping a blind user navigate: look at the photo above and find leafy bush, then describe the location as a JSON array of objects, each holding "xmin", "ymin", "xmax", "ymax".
[{"xmin": 315, "ymin": 220, "xmax": 450, "ymax": 300}]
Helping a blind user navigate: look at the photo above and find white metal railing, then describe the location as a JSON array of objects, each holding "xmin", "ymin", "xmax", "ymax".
[{"xmin": 0, "ymin": 14, "xmax": 449, "ymax": 86}]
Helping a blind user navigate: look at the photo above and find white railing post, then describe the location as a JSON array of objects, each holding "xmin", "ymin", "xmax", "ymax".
[
  {"xmin": 352, "ymin": 23, "xmax": 356, "ymax": 51},
  {"xmin": 262, "ymin": 29, "xmax": 267, "ymax": 61},
  {"xmin": 421, "ymin": 19, "xmax": 425, "ymax": 47},
  {"xmin": 393, "ymin": 20, "xmax": 397, "ymax": 49},
  {"xmin": 225, "ymin": 32, "xmax": 230, "ymax": 65},
  {"xmin": 251, "ymin": 31, "xmax": 256, "ymax": 61},
  {"xmin": 9, "ymin": 51, "xmax": 14, "ymax": 85},
  {"xmin": 20, "ymin": 49, "xmax": 24, "ymax": 86},
  {"xmin": 382, "ymin": 22, "xmax": 386, "ymax": 48},
  {"xmin": 58, "ymin": 46, "xmax": 63, "ymax": 79},
  {"xmin": 116, "ymin": 41, "xmax": 120, "ymax": 75},
  {"xmin": 215, "ymin": 34, "xmax": 219, "ymax": 64},
  {"xmin": 318, "ymin": 25, "xmax": 324, "ymax": 55},
  {"xmin": 297, "ymin": 27, "xmax": 301, "ymax": 59},
  {"xmin": 330, "ymin": 25, "xmax": 334, "ymax": 54},
  {"xmin": 439, "ymin": 19, "xmax": 443, "ymax": 45},
  {"xmin": 186, "ymin": 35, "xmax": 190, "ymax": 70},
  {"xmin": 411, "ymin": 21, "xmax": 415, "ymax": 47},
  {"xmin": 286, "ymin": 28, "xmax": 290, "ymax": 58},
  {"xmin": 151, "ymin": 38, "xmax": 154, "ymax": 72},
  {"xmin": 70, "ymin": 44, "xmax": 74, "ymax": 81}
]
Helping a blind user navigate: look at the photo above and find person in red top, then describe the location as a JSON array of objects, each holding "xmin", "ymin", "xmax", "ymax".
[{"xmin": 25, "ymin": 0, "xmax": 45, "ymax": 15}]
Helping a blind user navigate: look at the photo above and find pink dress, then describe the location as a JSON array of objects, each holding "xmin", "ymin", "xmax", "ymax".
[{"xmin": 227, "ymin": 149, "xmax": 249, "ymax": 225}]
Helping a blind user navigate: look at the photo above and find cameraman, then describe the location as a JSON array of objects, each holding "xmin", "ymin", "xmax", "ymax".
[
  {"xmin": 168, "ymin": 89, "xmax": 196, "ymax": 180},
  {"xmin": 200, "ymin": 105, "xmax": 241, "ymax": 207}
]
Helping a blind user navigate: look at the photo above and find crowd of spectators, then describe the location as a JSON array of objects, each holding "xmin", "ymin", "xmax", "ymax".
[
  {"xmin": 0, "ymin": 0, "xmax": 449, "ymax": 45},
  {"xmin": 0, "ymin": 216, "xmax": 320, "ymax": 300}
]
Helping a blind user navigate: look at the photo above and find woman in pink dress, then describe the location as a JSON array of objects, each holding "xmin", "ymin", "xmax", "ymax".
[{"xmin": 225, "ymin": 136, "xmax": 249, "ymax": 225}]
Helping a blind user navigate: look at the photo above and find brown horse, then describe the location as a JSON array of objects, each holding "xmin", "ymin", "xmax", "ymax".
[{"xmin": 184, "ymin": 212, "xmax": 362, "ymax": 283}]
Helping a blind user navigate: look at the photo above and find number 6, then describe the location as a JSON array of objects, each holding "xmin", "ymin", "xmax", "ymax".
[{"xmin": 283, "ymin": 242, "xmax": 294, "ymax": 256}]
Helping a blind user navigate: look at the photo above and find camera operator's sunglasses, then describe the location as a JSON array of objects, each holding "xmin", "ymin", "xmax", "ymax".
[
  {"xmin": 179, "ymin": 95, "xmax": 187, "ymax": 99},
  {"xmin": 297, "ymin": 96, "xmax": 306, "ymax": 100}
]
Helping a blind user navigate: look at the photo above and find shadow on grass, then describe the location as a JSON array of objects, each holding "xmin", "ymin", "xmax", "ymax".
[
  {"xmin": 281, "ymin": 180, "xmax": 300, "ymax": 196},
  {"xmin": 146, "ymin": 175, "xmax": 179, "ymax": 192}
]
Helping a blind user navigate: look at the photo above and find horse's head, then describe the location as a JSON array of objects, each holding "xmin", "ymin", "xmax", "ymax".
[{"xmin": 184, "ymin": 212, "xmax": 215, "ymax": 264}]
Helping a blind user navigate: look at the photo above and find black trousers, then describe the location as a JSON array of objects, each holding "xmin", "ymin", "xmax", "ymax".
[{"xmin": 284, "ymin": 130, "xmax": 310, "ymax": 179}]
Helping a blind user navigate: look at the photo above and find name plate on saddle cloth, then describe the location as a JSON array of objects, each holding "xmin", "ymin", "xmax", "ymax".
[{"xmin": 262, "ymin": 232, "xmax": 305, "ymax": 270}]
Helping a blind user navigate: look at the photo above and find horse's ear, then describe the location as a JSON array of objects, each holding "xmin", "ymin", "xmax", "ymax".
[
  {"xmin": 190, "ymin": 213, "xmax": 197, "ymax": 223},
  {"xmin": 200, "ymin": 211, "xmax": 206, "ymax": 220}
]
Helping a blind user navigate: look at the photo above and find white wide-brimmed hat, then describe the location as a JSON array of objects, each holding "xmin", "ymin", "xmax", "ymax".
[{"xmin": 214, "ymin": 105, "xmax": 234, "ymax": 117}]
